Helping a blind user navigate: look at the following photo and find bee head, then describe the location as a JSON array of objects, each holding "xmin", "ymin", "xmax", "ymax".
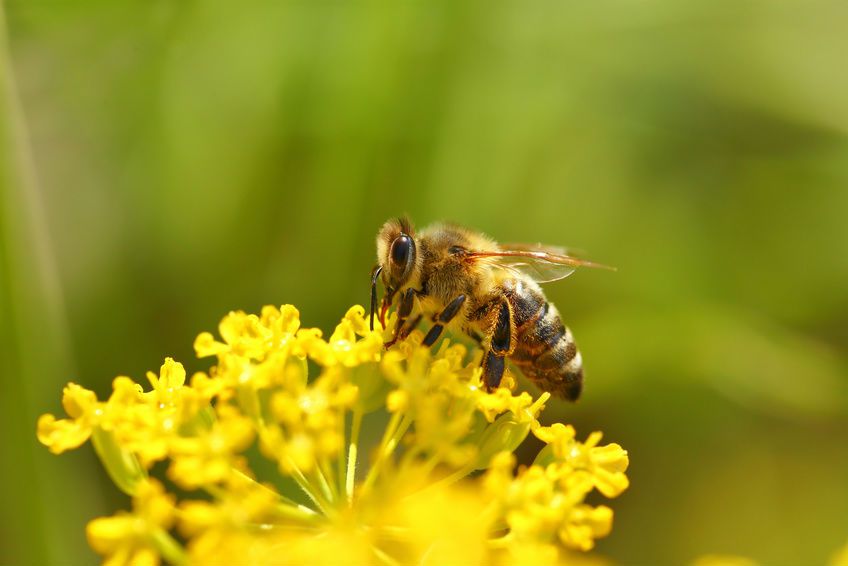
[
  {"xmin": 369, "ymin": 217, "xmax": 419, "ymax": 330},
  {"xmin": 376, "ymin": 217, "xmax": 419, "ymax": 294}
]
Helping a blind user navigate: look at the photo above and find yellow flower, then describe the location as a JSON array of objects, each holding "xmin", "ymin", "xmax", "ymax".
[
  {"xmin": 296, "ymin": 305, "xmax": 383, "ymax": 367},
  {"xmin": 86, "ymin": 479, "xmax": 180, "ymax": 566},
  {"xmin": 109, "ymin": 359, "xmax": 208, "ymax": 469},
  {"xmin": 486, "ymin": 457, "xmax": 613, "ymax": 553},
  {"xmin": 37, "ymin": 383, "xmax": 101, "ymax": 454},
  {"xmin": 168, "ymin": 405, "xmax": 255, "ymax": 489},
  {"xmin": 144, "ymin": 358, "xmax": 185, "ymax": 405},
  {"xmin": 194, "ymin": 307, "xmax": 298, "ymax": 361},
  {"xmin": 484, "ymin": 423, "xmax": 629, "ymax": 555},
  {"xmin": 534, "ymin": 423, "xmax": 630, "ymax": 498},
  {"xmin": 38, "ymin": 303, "xmax": 630, "ymax": 566},
  {"xmin": 178, "ymin": 472, "xmax": 300, "ymax": 564}
]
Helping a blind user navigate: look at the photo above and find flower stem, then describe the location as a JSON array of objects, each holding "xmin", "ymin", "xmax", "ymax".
[
  {"xmin": 284, "ymin": 455, "xmax": 333, "ymax": 517},
  {"xmin": 230, "ymin": 468, "xmax": 300, "ymax": 507},
  {"xmin": 310, "ymin": 463, "xmax": 336, "ymax": 505},
  {"xmin": 320, "ymin": 458, "xmax": 339, "ymax": 502},
  {"xmin": 150, "ymin": 528, "xmax": 187, "ymax": 566},
  {"xmin": 224, "ymin": 469, "xmax": 321, "ymax": 523},
  {"xmin": 90, "ymin": 427, "xmax": 147, "ymax": 496},
  {"xmin": 274, "ymin": 502, "xmax": 324, "ymax": 524},
  {"xmin": 204, "ymin": 480, "xmax": 321, "ymax": 524},
  {"xmin": 360, "ymin": 412, "xmax": 412, "ymax": 495},
  {"xmin": 372, "ymin": 545, "xmax": 401, "ymax": 566},
  {"xmin": 338, "ymin": 408, "xmax": 347, "ymax": 494},
  {"xmin": 345, "ymin": 407, "xmax": 363, "ymax": 504}
]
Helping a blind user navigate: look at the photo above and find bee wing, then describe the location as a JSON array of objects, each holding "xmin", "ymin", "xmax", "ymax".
[
  {"xmin": 468, "ymin": 248, "xmax": 614, "ymax": 284},
  {"xmin": 498, "ymin": 242, "xmax": 587, "ymax": 258}
]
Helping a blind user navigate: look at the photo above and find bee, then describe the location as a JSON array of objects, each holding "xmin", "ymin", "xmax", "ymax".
[{"xmin": 370, "ymin": 218, "xmax": 612, "ymax": 401}]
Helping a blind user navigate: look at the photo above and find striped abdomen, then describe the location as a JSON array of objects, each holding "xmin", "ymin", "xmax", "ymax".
[{"xmin": 506, "ymin": 280, "xmax": 583, "ymax": 401}]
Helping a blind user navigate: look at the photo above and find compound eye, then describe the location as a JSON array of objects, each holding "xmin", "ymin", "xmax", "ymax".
[{"xmin": 391, "ymin": 235, "xmax": 412, "ymax": 267}]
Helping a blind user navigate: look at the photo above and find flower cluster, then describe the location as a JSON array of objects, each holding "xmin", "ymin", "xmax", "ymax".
[{"xmin": 38, "ymin": 304, "xmax": 629, "ymax": 565}]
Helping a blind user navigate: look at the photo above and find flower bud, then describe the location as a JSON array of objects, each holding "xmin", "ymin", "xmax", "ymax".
[{"xmin": 473, "ymin": 411, "xmax": 532, "ymax": 470}]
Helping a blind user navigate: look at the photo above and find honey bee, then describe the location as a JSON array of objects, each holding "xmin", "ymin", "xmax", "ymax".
[{"xmin": 370, "ymin": 218, "xmax": 612, "ymax": 401}]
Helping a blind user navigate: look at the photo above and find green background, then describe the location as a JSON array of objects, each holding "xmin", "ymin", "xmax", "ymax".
[{"xmin": 2, "ymin": 1, "xmax": 847, "ymax": 564}]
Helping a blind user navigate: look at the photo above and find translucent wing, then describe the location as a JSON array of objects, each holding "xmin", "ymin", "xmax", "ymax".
[
  {"xmin": 498, "ymin": 242, "xmax": 587, "ymax": 258},
  {"xmin": 468, "ymin": 246, "xmax": 614, "ymax": 284}
]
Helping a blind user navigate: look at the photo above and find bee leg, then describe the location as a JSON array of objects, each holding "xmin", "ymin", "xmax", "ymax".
[
  {"xmin": 422, "ymin": 294, "xmax": 467, "ymax": 347},
  {"xmin": 384, "ymin": 288, "xmax": 417, "ymax": 349},
  {"xmin": 399, "ymin": 315, "xmax": 422, "ymax": 341},
  {"xmin": 482, "ymin": 351, "xmax": 506, "ymax": 391},
  {"xmin": 483, "ymin": 301, "xmax": 513, "ymax": 391}
]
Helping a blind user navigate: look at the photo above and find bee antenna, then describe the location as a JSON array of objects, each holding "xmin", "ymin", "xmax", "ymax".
[{"xmin": 370, "ymin": 264, "xmax": 383, "ymax": 331}]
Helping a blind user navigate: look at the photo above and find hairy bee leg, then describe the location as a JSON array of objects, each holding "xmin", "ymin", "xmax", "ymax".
[
  {"xmin": 489, "ymin": 301, "xmax": 512, "ymax": 355},
  {"xmin": 483, "ymin": 351, "xmax": 506, "ymax": 391},
  {"xmin": 384, "ymin": 289, "xmax": 417, "ymax": 349},
  {"xmin": 483, "ymin": 301, "xmax": 513, "ymax": 391},
  {"xmin": 422, "ymin": 294, "xmax": 467, "ymax": 347}
]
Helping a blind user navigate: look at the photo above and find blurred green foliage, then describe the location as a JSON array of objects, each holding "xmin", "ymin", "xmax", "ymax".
[{"xmin": 2, "ymin": 0, "xmax": 847, "ymax": 564}]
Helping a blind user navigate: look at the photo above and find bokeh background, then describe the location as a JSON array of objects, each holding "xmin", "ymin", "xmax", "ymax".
[{"xmin": 3, "ymin": 0, "xmax": 847, "ymax": 564}]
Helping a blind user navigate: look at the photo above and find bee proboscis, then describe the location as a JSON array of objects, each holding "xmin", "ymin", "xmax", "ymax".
[{"xmin": 370, "ymin": 218, "xmax": 613, "ymax": 401}]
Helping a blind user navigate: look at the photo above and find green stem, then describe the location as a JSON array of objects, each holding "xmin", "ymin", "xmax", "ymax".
[
  {"xmin": 230, "ymin": 468, "xmax": 301, "ymax": 507},
  {"xmin": 338, "ymin": 408, "xmax": 347, "ymax": 495},
  {"xmin": 150, "ymin": 528, "xmax": 188, "ymax": 566},
  {"xmin": 253, "ymin": 416, "xmax": 330, "ymax": 516},
  {"xmin": 360, "ymin": 412, "xmax": 412, "ymax": 495},
  {"xmin": 345, "ymin": 407, "xmax": 363, "ymax": 504},
  {"xmin": 310, "ymin": 463, "xmax": 336, "ymax": 506},
  {"xmin": 372, "ymin": 546, "xmax": 401, "ymax": 566},
  {"xmin": 204, "ymin": 479, "xmax": 322, "ymax": 525},
  {"xmin": 90, "ymin": 427, "xmax": 148, "ymax": 496},
  {"xmin": 237, "ymin": 384, "xmax": 265, "ymax": 426},
  {"xmin": 274, "ymin": 502, "xmax": 323, "ymax": 524},
  {"xmin": 284, "ymin": 455, "xmax": 333, "ymax": 517}
]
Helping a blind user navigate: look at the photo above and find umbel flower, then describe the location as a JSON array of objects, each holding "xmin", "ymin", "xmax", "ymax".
[{"xmin": 38, "ymin": 304, "xmax": 629, "ymax": 565}]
